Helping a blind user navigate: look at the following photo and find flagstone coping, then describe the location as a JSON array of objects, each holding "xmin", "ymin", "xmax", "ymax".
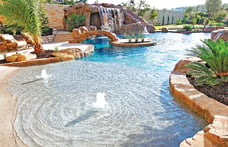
[{"xmin": 170, "ymin": 57, "xmax": 228, "ymax": 147}]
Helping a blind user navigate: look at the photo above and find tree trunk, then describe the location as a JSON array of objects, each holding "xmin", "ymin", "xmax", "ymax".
[
  {"xmin": 32, "ymin": 35, "xmax": 44, "ymax": 54},
  {"xmin": 34, "ymin": 44, "xmax": 44, "ymax": 54},
  {"xmin": 203, "ymin": 19, "xmax": 209, "ymax": 31}
]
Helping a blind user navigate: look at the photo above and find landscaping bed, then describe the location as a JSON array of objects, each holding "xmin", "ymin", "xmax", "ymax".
[{"xmin": 188, "ymin": 76, "xmax": 228, "ymax": 105}]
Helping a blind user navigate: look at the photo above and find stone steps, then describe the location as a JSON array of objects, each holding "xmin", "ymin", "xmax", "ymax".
[{"xmin": 53, "ymin": 32, "xmax": 73, "ymax": 42}]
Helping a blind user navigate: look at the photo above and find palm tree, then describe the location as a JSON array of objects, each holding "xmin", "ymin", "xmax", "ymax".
[
  {"xmin": 186, "ymin": 39, "xmax": 228, "ymax": 86},
  {"xmin": 0, "ymin": 0, "xmax": 44, "ymax": 54}
]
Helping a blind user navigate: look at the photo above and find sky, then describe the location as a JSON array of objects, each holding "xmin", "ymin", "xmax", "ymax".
[{"xmin": 87, "ymin": 0, "xmax": 228, "ymax": 9}]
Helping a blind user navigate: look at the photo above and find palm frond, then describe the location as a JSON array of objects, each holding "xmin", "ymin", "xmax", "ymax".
[
  {"xmin": 187, "ymin": 39, "xmax": 228, "ymax": 86},
  {"xmin": 0, "ymin": 0, "xmax": 43, "ymax": 53}
]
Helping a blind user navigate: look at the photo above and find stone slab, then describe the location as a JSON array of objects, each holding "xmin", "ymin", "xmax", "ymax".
[{"xmin": 170, "ymin": 58, "xmax": 228, "ymax": 147}]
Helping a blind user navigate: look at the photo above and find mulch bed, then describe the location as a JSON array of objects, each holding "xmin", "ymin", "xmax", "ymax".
[
  {"xmin": 187, "ymin": 76, "xmax": 228, "ymax": 106},
  {"xmin": 36, "ymin": 50, "xmax": 54, "ymax": 59}
]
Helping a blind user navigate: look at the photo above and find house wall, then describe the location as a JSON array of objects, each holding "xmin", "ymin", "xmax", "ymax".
[{"xmin": 156, "ymin": 9, "xmax": 184, "ymax": 25}]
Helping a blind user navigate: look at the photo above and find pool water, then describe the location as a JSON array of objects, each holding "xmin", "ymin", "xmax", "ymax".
[
  {"xmin": 9, "ymin": 33, "xmax": 210, "ymax": 146},
  {"xmin": 82, "ymin": 33, "xmax": 209, "ymax": 72}
]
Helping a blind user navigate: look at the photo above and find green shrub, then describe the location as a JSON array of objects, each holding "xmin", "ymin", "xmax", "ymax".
[
  {"xmin": 186, "ymin": 39, "xmax": 228, "ymax": 86},
  {"xmin": 215, "ymin": 23, "xmax": 224, "ymax": 26},
  {"xmin": 183, "ymin": 25, "xmax": 192, "ymax": 31},
  {"xmin": 0, "ymin": 24, "xmax": 23, "ymax": 35},
  {"xmin": 41, "ymin": 26, "xmax": 53, "ymax": 36},
  {"xmin": 66, "ymin": 14, "xmax": 86, "ymax": 31}
]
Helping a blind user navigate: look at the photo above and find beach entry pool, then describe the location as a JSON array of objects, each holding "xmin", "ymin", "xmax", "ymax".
[{"xmin": 9, "ymin": 33, "xmax": 210, "ymax": 146}]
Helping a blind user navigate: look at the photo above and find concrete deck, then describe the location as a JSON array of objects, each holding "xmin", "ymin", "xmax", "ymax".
[
  {"xmin": 42, "ymin": 42, "xmax": 91, "ymax": 51},
  {"xmin": 0, "ymin": 66, "xmax": 26, "ymax": 147}
]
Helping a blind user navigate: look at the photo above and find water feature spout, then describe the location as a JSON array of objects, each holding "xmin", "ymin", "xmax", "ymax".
[
  {"xmin": 94, "ymin": 92, "xmax": 106, "ymax": 108},
  {"xmin": 41, "ymin": 69, "xmax": 48, "ymax": 79},
  {"xmin": 65, "ymin": 92, "xmax": 107, "ymax": 127}
]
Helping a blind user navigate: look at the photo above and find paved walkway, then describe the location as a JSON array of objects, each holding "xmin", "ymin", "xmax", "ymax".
[{"xmin": 42, "ymin": 42, "xmax": 91, "ymax": 51}]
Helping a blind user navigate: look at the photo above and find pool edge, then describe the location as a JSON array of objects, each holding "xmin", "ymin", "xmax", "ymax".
[
  {"xmin": 0, "ymin": 66, "xmax": 27, "ymax": 147},
  {"xmin": 169, "ymin": 57, "xmax": 228, "ymax": 147}
]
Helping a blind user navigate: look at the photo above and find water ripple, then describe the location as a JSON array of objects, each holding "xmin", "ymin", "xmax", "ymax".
[{"xmin": 9, "ymin": 61, "xmax": 206, "ymax": 146}]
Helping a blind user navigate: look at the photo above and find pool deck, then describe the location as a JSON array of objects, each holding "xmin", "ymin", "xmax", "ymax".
[{"xmin": 0, "ymin": 66, "xmax": 26, "ymax": 147}]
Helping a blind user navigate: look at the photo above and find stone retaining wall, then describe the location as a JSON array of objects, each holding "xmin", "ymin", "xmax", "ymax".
[
  {"xmin": 41, "ymin": 28, "xmax": 58, "ymax": 44},
  {"xmin": 1, "ymin": 45, "xmax": 94, "ymax": 67},
  {"xmin": 170, "ymin": 57, "xmax": 228, "ymax": 147}
]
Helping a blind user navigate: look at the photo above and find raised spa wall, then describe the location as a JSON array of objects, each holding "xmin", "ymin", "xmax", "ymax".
[{"xmin": 170, "ymin": 57, "xmax": 228, "ymax": 147}]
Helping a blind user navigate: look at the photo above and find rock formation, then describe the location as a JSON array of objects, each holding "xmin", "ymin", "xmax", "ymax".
[
  {"xmin": 64, "ymin": 3, "xmax": 155, "ymax": 34},
  {"xmin": 70, "ymin": 26, "xmax": 119, "ymax": 43},
  {"xmin": 211, "ymin": 29, "xmax": 228, "ymax": 41}
]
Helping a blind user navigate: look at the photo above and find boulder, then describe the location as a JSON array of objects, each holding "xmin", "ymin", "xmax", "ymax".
[
  {"xmin": 79, "ymin": 26, "xmax": 89, "ymax": 33},
  {"xmin": 204, "ymin": 26, "xmax": 224, "ymax": 32},
  {"xmin": 6, "ymin": 54, "xmax": 27, "ymax": 62},
  {"xmin": 52, "ymin": 48, "xmax": 81, "ymax": 59},
  {"xmin": 6, "ymin": 55, "xmax": 17, "ymax": 62},
  {"xmin": 147, "ymin": 24, "xmax": 155, "ymax": 33},
  {"xmin": 173, "ymin": 57, "xmax": 202, "ymax": 74},
  {"xmin": 86, "ymin": 25, "xmax": 97, "ymax": 31},
  {"xmin": 161, "ymin": 27, "xmax": 168, "ymax": 33},
  {"xmin": 72, "ymin": 28, "xmax": 81, "ymax": 37},
  {"xmin": 64, "ymin": 3, "xmax": 149, "ymax": 34},
  {"xmin": 16, "ymin": 54, "xmax": 27, "ymax": 61},
  {"xmin": 211, "ymin": 29, "xmax": 228, "ymax": 41}
]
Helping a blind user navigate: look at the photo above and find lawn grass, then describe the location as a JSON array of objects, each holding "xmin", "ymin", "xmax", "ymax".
[{"xmin": 154, "ymin": 25, "xmax": 204, "ymax": 30}]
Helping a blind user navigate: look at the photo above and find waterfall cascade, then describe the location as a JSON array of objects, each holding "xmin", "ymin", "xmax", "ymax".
[{"xmin": 98, "ymin": 6, "xmax": 124, "ymax": 32}]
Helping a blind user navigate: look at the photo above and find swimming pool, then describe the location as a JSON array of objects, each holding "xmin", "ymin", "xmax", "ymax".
[{"xmin": 9, "ymin": 33, "xmax": 210, "ymax": 146}]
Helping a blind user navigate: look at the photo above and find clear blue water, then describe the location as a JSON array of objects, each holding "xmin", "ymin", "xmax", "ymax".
[
  {"xmin": 10, "ymin": 33, "xmax": 211, "ymax": 147},
  {"xmin": 82, "ymin": 33, "xmax": 209, "ymax": 72}
]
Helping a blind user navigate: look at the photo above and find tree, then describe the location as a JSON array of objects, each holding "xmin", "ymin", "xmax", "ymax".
[
  {"xmin": 171, "ymin": 16, "xmax": 174, "ymax": 24},
  {"xmin": 137, "ymin": 0, "xmax": 150, "ymax": 16},
  {"xmin": 176, "ymin": 18, "xmax": 182, "ymax": 25},
  {"xmin": 191, "ymin": 16, "xmax": 197, "ymax": 29},
  {"xmin": 79, "ymin": 0, "xmax": 87, "ymax": 3},
  {"xmin": 122, "ymin": 0, "xmax": 150, "ymax": 17},
  {"xmin": 167, "ymin": 15, "xmax": 170, "ymax": 25},
  {"xmin": 66, "ymin": 14, "xmax": 86, "ymax": 31},
  {"xmin": 122, "ymin": 0, "xmax": 136, "ymax": 12},
  {"xmin": 214, "ymin": 10, "xmax": 227, "ymax": 23},
  {"xmin": 184, "ymin": 7, "xmax": 203, "ymax": 28},
  {"xmin": 149, "ymin": 8, "xmax": 158, "ymax": 24},
  {"xmin": 205, "ymin": 0, "xmax": 223, "ymax": 19},
  {"xmin": 162, "ymin": 16, "xmax": 165, "ymax": 25},
  {"xmin": 0, "ymin": 0, "xmax": 44, "ymax": 54}
]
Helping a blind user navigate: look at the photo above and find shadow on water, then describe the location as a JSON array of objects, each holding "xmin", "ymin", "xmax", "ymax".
[
  {"xmin": 121, "ymin": 125, "xmax": 181, "ymax": 147},
  {"xmin": 65, "ymin": 109, "xmax": 99, "ymax": 127},
  {"xmin": 21, "ymin": 78, "xmax": 42, "ymax": 85},
  {"xmin": 121, "ymin": 79, "xmax": 207, "ymax": 147}
]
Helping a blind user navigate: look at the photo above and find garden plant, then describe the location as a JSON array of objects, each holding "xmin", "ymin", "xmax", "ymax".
[{"xmin": 186, "ymin": 39, "xmax": 228, "ymax": 86}]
